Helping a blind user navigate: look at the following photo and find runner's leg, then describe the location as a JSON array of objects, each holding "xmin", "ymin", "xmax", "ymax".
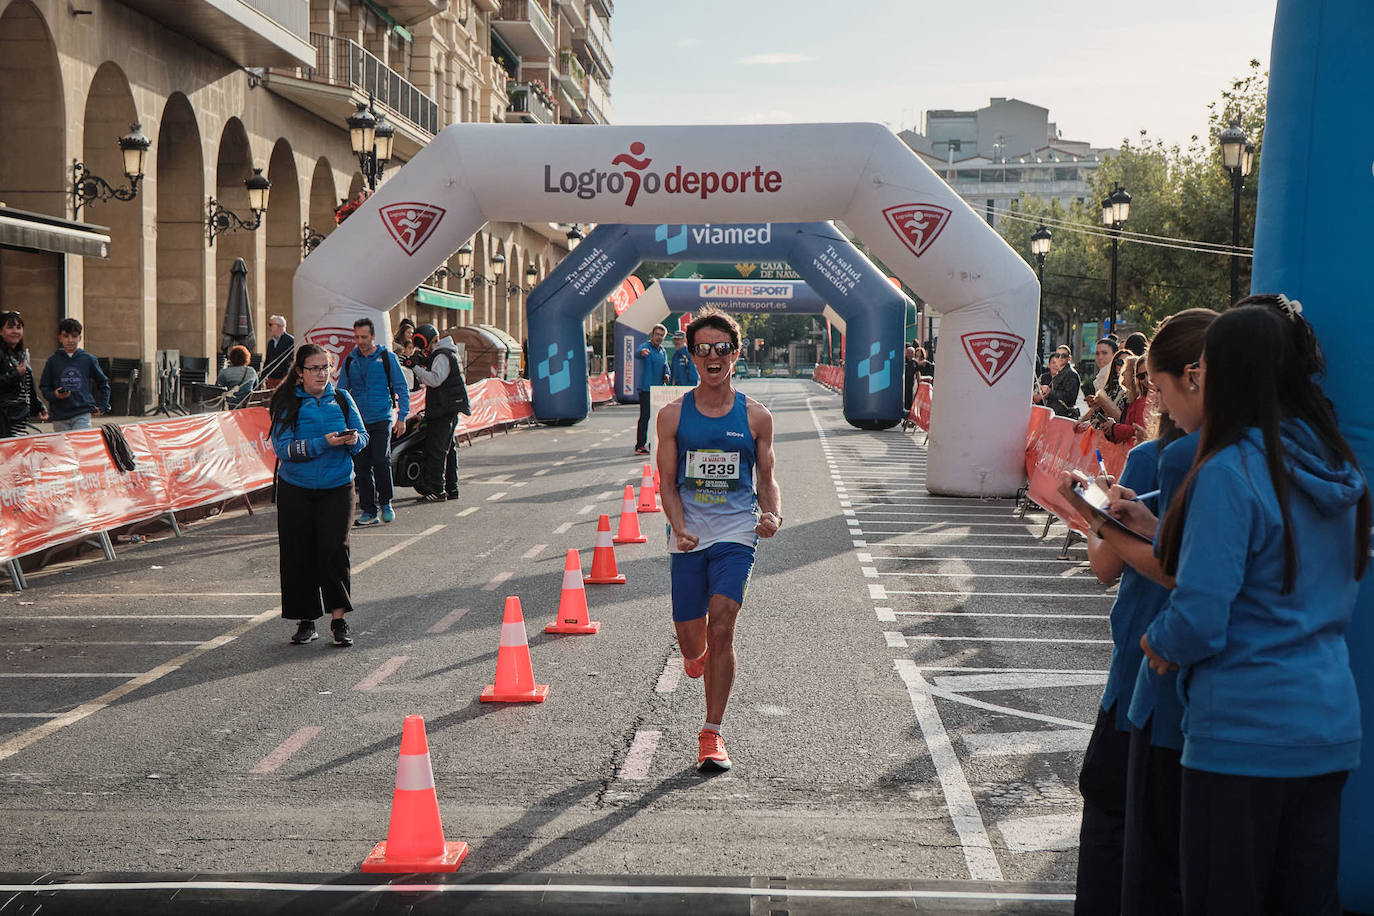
[{"xmin": 703, "ymin": 595, "xmax": 741, "ymax": 725}]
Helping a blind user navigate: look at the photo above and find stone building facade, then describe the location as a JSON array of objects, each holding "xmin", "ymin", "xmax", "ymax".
[{"xmin": 0, "ymin": 0, "xmax": 613, "ymax": 406}]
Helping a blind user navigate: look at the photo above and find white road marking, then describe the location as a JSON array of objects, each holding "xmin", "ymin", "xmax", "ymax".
[
  {"xmin": 3, "ymin": 641, "xmax": 203, "ymax": 646},
  {"xmin": 883, "ymin": 590, "xmax": 1113, "ymax": 599},
  {"xmin": 856, "ymin": 552, "xmax": 872, "ymax": 562},
  {"xmin": 867, "ymin": 584, "xmax": 887, "ymax": 600},
  {"xmin": 353, "ymin": 656, "xmax": 409, "ymax": 692},
  {"xmin": 875, "ymin": 607, "xmax": 896, "ymax": 622},
  {"xmin": 864, "ymin": 543, "xmax": 1071, "ymax": 551},
  {"xmin": 883, "ymin": 632, "xmax": 907, "ymax": 648},
  {"xmin": 250, "ymin": 726, "xmax": 323, "ymax": 774},
  {"xmin": 964, "ymin": 729, "xmax": 1092, "ymax": 757},
  {"xmin": 482, "ymin": 571, "xmax": 513, "ymax": 592},
  {"xmin": 0, "ymin": 713, "xmax": 58, "ymax": 719},
  {"xmin": 522, "ymin": 544, "xmax": 547, "ymax": 560},
  {"xmin": 995, "ymin": 813, "xmax": 1083, "ymax": 853},
  {"xmin": 655, "ymin": 656, "xmax": 683, "ymax": 694},
  {"xmin": 933, "ymin": 672, "xmax": 1108, "ymax": 692},
  {"xmin": 595, "ymin": 491, "xmax": 616, "ymax": 500},
  {"xmin": 0, "ymin": 673, "xmax": 144, "ymax": 678},
  {"xmin": 843, "ymin": 509, "xmax": 856, "ymax": 517},
  {"xmin": 852, "ymin": 540, "xmax": 867, "ymax": 547},
  {"xmin": 455, "ymin": 507, "xmax": 479, "ymax": 517},
  {"xmin": 534, "ymin": 468, "xmax": 550, "ymax": 476},
  {"xmin": 487, "ymin": 491, "xmax": 508, "ymax": 502},
  {"xmin": 47, "ymin": 592, "xmax": 276, "ymax": 598},
  {"xmin": 427, "ymin": 608, "xmax": 469, "ymax": 634},
  {"xmin": 901, "ymin": 672, "xmax": 1094, "ymax": 730},
  {"xmin": 876, "ymin": 571, "xmax": 1096, "ymax": 581},
  {"xmin": 0, "ymin": 880, "xmax": 1077, "ymax": 904},
  {"xmin": 0, "ymin": 615, "xmax": 256, "ymax": 620},
  {"xmin": 617, "ymin": 729, "xmax": 662, "ymax": 781},
  {"xmin": 862, "ymin": 567, "xmax": 878, "ymax": 579},
  {"xmin": 578, "ymin": 504, "xmax": 596, "ymax": 515},
  {"xmin": 893, "ymin": 660, "xmax": 1003, "ymax": 880},
  {"xmin": 894, "ymin": 634, "xmax": 1113, "ymax": 645},
  {"xmin": 898, "ymin": 611, "xmax": 1109, "ymax": 620},
  {"xmin": 554, "ymin": 521, "xmax": 574, "ymax": 534}
]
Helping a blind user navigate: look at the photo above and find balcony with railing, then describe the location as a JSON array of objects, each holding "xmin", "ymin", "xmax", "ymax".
[
  {"xmin": 556, "ymin": 0, "xmax": 585, "ymax": 31},
  {"xmin": 585, "ymin": 75, "xmax": 610, "ymax": 124},
  {"xmin": 589, "ymin": 0, "xmax": 613, "ymax": 18},
  {"xmin": 574, "ymin": 13, "xmax": 612, "ymax": 77},
  {"xmin": 505, "ymin": 80, "xmax": 556, "ymax": 124},
  {"xmin": 558, "ymin": 49, "xmax": 586, "ymax": 100},
  {"xmin": 304, "ymin": 33, "xmax": 439, "ymax": 134},
  {"xmin": 117, "ymin": 0, "xmax": 313, "ymax": 67},
  {"xmin": 493, "ymin": 0, "xmax": 556, "ymax": 59}
]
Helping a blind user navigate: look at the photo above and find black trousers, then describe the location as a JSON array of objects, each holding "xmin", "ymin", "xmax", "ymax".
[
  {"xmin": 276, "ymin": 480, "xmax": 353, "ymax": 620},
  {"xmin": 1179, "ymin": 766, "xmax": 1348, "ymax": 916},
  {"xmin": 352, "ymin": 419, "xmax": 394, "ymax": 514},
  {"xmin": 1122, "ymin": 721, "xmax": 1182, "ymax": 916},
  {"xmin": 1075, "ymin": 703, "xmax": 1130, "ymax": 915},
  {"xmin": 420, "ymin": 410, "xmax": 459, "ymax": 496},
  {"xmin": 635, "ymin": 390, "xmax": 651, "ymax": 448}
]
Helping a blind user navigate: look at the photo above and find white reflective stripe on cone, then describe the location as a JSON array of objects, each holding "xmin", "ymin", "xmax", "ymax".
[
  {"xmin": 562, "ymin": 568, "xmax": 583, "ymax": 590},
  {"xmin": 596, "ymin": 530, "xmax": 613, "ymax": 547},
  {"xmin": 500, "ymin": 621, "xmax": 528, "ymax": 647},
  {"xmin": 621, "ymin": 498, "xmax": 635, "ymax": 512},
  {"xmin": 395, "ymin": 754, "xmax": 436, "ymax": 792}
]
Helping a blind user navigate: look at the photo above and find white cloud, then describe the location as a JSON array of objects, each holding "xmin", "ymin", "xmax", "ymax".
[{"xmin": 738, "ymin": 52, "xmax": 816, "ymax": 66}]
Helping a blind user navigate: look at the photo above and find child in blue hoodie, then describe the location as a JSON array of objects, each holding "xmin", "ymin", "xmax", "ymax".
[
  {"xmin": 39, "ymin": 318, "xmax": 110, "ymax": 432},
  {"xmin": 1142, "ymin": 301, "xmax": 1369, "ymax": 914},
  {"xmin": 269, "ymin": 343, "xmax": 368, "ymax": 649}
]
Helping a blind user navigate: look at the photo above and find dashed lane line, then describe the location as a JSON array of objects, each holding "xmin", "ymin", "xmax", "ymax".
[
  {"xmin": 487, "ymin": 491, "xmax": 508, "ymax": 502},
  {"xmin": 654, "ymin": 656, "xmax": 682, "ymax": 694},
  {"xmin": 250, "ymin": 726, "xmax": 323, "ymax": 774},
  {"xmin": 353, "ymin": 656, "xmax": 409, "ymax": 692},
  {"xmin": 554, "ymin": 522, "xmax": 574, "ymax": 534},
  {"xmin": 887, "ymin": 633, "xmax": 1112, "ymax": 646},
  {"xmin": 427, "ymin": 608, "xmax": 469, "ymax": 634},
  {"xmin": 482, "ymin": 571, "xmax": 513, "ymax": 592},
  {"xmin": 0, "ymin": 524, "xmax": 445, "ymax": 764},
  {"xmin": 455, "ymin": 507, "xmax": 479, "ymax": 517},
  {"xmin": 522, "ymin": 544, "xmax": 547, "ymax": 560},
  {"xmin": 616, "ymin": 729, "xmax": 662, "ymax": 781},
  {"xmin": 578, "ymin": 504, "xmax": 596, "ymax": 515}
]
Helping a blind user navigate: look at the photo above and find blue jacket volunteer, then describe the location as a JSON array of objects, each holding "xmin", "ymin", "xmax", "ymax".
[
  {"xmin": 633, "ymin": 324, "xmax": 668, "ymax": 454},
  {"xmin": 270, "ymin": 344, "xmax": 368, "ymax": 648}
]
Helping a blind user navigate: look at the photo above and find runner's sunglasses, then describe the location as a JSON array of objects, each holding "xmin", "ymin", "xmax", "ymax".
[{"xmin": 689, "ymin": 341, "xmax": 738, "ymax": 357}]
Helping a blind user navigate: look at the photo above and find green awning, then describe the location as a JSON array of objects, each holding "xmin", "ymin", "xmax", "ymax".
[{"xmin": 417, "ymin": 285, "xmax": 472, "ymax": 310}]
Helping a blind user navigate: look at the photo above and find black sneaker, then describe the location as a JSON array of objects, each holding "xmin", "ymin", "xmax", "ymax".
[
  {"xmin": 444, "ymin": 489, "xmax": 460, "ymax": 501},
  {"xmin": 291, "ymin": 621, "xmax": 318, "ymax": 645},
  {"xmin": 419, "ymin": 491, "xmax": 445, "ymax": 503},
  {"xmin": 330, "ymin": 618, "xmax": 353, "ymax": 647}
]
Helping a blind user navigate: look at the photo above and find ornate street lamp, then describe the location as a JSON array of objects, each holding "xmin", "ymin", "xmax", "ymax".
[
  {"xmin": 1220, "ymin": 120, "xmax": 1254, "ymax": 304},
  {"xmin": 525, "ymin": 262, "xmax": 540, "ymax": 292},
  {"xmin": 348, "ymin": 99, "xmax": 394, "ymax": 191},
  {"xmin": 490, "ymin": 252, "xmax": 506, "ymax": 325},
  {"xmin": 207, "ymin": 168, "xmax": 271, "ymax": 247},
  {"xmin": 1030, "ymin": 223, "xmax": 1053, "ymax": 369},
  {"xmin": 566, "ymin": 224, "xmax": 584, "ymax": 249},
  {"xmin": 71, "ymin": 123, "xmax": 151, "ymax": 218},
  {"xmin": 1102, "ymin": 184, "xmax": 1131, "ymax": 334}
]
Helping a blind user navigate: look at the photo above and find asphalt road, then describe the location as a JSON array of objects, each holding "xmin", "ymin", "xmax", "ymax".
[{"xmin": 0, "ymin": 379, "xmax": 1112, "ymax": 913}]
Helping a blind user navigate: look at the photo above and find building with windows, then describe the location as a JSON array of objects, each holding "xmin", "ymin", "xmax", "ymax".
[
  {"xmin": 0, "ymin": 0, "xmax": 612, "ymax": 406},
  {"xmin": 899, "ymin": 97, "xmax": 1113, "ymax": 227}
]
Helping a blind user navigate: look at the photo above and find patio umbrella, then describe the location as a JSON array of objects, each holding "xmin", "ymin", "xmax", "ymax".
[{"xmin": 221, "ymin": 257, "xmax": 256, "ymax": 354}]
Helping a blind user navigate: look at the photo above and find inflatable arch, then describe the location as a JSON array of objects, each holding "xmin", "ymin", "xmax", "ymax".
[
  {"xmin": 1253, "ymin": 0, "xmax": 1374, "ymax": 905},
  {"xmin": 615, "ymin": 276, "xmax": 842, "ymax": 396},
  {"xmin": 522, "ymin": 221, "xmax": 907, "ymax": 422},
  {"xmin": 293, "ymin": 123, "xmax": 1039, "ymax": 496}
]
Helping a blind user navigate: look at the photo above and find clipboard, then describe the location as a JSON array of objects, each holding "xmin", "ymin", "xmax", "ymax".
[{"xmin": 1072, "ymin": 480, "xmax": 1153, "ymax": 543}]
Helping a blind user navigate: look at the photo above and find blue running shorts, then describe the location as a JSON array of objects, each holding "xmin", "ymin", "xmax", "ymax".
[{"xmin": 670, "ymin": 541, "xmax": 756, "ymax": 622}]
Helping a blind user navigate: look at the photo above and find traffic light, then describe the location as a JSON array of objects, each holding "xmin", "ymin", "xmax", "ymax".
[{"xmin": 755, "ymin": 338, "xmax": 765, "ymax": 351}]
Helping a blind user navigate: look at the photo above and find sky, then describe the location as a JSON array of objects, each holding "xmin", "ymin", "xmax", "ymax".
[{"xmin": 610, "ymin": 0, "xmax": 1279, "ymax": 152}]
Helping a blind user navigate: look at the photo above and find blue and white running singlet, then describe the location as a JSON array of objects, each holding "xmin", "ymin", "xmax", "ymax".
[{"xmin": 670, "ymin": 390, "xmax": 758, "ymax": 553}]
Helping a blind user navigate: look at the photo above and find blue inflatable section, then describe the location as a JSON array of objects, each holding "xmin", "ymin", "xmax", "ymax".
[
  {"xmin": 526, "ymin": 222, "xmax": 909, "ymax": 429},
  {"xmin": 1250, "ymin": 1, "xmax": 1373, "ymax": 908}
]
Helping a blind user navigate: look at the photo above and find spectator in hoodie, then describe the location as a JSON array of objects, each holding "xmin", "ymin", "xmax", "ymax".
[
  {"xmin": 0, "ymin": 311, "xmax": 47, "ymax": 437},
  {"xmin": 337, "ymin": 317, "xmax": 409, "ymax": 526},
  {"xmin": 1141, "ymin": 300, "xmax": 1369, "ymax": 914},
  {"xmin": 215, "ymin": 345, "xmax": 259, "ymax": 408},
  {"xmin": 269, "ymin": 343, "xmax": 368, "ymax": 648},
  {"xmin": 406, "ymin": 324, "xmax": 470, "ymax": 502},
  {"xmin": 39, "ymin": 318, "xmax": 110, "ymax": 432},
  {"xmin": 668, "ymin": 329, "xmax": 698, "ymax": 386}
]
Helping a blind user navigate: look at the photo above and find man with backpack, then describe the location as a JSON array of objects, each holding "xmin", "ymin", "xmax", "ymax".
[
  {"xmin": 337, "ymin": 318, "xmax": 409, "ymax": 525},
  {"xmin": 406, "ymin": 324, "xmax": 469, "ymax": 502}
]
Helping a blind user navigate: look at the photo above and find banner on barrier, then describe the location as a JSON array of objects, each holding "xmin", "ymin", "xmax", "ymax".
[
  {"xmin": 588, "ymin": 373, "xmax": 614, "ymax": 404},
  {"xmin": 912, "ymin": 381, "xmax": 933, "ymax": 431},
  {"xmin": 1024, "ymin": 407, "xmax": 1130, "ymax": 533}
]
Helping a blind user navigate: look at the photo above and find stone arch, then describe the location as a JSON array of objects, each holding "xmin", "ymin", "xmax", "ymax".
[
  {"xmin": 156, "ymin": 92, "xmax": 205, "ymax": 358},
  {"xmin": 308, "ymin": 158, "xmax": 337, "ymax": 241},
  {"xmin": 80, "ymin": 61, "xmax": 143, "ymax": 363},
  {"xmin": 471, "ymin": 232, "xmax": 488, "ymax": 326},
  {"xmin": 213, "ymin": 117, "xmax": 255, "ymax": 361},
  {"xmin": 265, "ymin": 138, "xmax": 301, "ymax": 362},
  {"xmin": 0, "ymin": 0, "xmax": 65, "ymax": 358}
]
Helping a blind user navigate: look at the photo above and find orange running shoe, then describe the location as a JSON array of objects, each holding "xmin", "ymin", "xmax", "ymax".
[
  {"xmin": 683, "ymin": 648, "xmax": 707, "ymax": 679},
  {"xmin": 697, "ymin": 729, "xmax": 731, "ymax": 772}
]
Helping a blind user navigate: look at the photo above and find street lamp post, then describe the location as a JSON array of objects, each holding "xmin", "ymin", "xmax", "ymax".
[
  {"xmin": 490, "ymin": 251, "xmax": 506, "ymax": 328},
  {"xmin": 455, "ymin": 243, "xmax": 473, "ymax": 293},
  {"xmin": 71, "ymin": 123, "xmax": 151, "ymax": 218},
  {"xmin": 206, "ymin": 168, "xmax": 272, "ymax": 246},
  {"xmin": 1100, "ymin": 184, "xmax": 1131, "ymax": 335},
  {"xmin": 347, "ymin": 99, "xmax": 395, "ymax": 191},
  {"xmin": 1030, "ymin": 223, "xmax": 1053, "ymax": 371},
  {"xmin": 1219, "ymin": 120, "xmax": 1255, "ymax": 305}
]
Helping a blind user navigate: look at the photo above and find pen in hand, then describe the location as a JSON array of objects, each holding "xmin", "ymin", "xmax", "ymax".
[{"xmin": 1095, "ymin": 448, "xmax": 1109, "ymax": 478}]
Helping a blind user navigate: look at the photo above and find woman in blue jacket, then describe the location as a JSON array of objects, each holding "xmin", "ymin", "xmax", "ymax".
[
  {"xmin": 269, "ymin": 344, "xmax": 368, "ymax": 648},
  {"xmin": 1144, "ymin": 301, "xmax": 1369, "ymax": 914}
]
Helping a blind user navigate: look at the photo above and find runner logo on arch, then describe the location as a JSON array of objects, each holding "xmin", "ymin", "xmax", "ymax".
[
  {"xmin": 961, "ymin": 331, "xmax": 1024, "ymax": 387},
  {"xmin": 379, "ymin": 202, "xmax": 446, "ymax": 256},
  {"xmin": 882, "ymin": 203, "xmax": 951, "ymax": 258}
]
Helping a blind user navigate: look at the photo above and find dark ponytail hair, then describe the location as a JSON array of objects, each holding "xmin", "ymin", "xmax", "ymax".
[
  {"xmin": 1147, "ymin": 308, "xmax": 1218, "ymax": 379},
  {"xmin": 1158, "ymin": 301, "xmax": 1370, "ymax": 591},
  {"xmin": 269, "ymin": 343, "xmax": 328, "ymax": 434}
]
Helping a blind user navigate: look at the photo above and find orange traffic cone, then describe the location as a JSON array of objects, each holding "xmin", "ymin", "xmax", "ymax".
[
  {"xmin": 652, "ymin": 462, "xmax": 661, "ymax": 493},
  {"xmin": 480, "ymin": 597, "xmax": 549, "ymax": 702},
  {"xmin": 545, "ymin": 549, "xmax": 600, "ymax": 634},
  {"xmin": 360, "ymin": 715, "xmax": 469, "ymax": 873},
  {"xmin": 637, "ymin": 463, "xmax": 661, "ymax": 513},
  {"xmin": 584, "ymin": 514, "xmax": 627, "ymax": 584},
  {"xmin": 613, "ymin": 485, "xmax": 648, "ymax": 544}
]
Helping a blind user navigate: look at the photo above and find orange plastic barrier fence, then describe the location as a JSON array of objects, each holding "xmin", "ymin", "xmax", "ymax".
[
  {"xmin": 0, "ymin": 409, "xmax": 276, "ymax": 562},
  {"xmin": 908, "ymin": 380, "xmax": 933, "ymax": 431},
  {"xmin": 405, "ymin": 378, "xmax": 535, "ymax": 437},
  {"xmin": 813, "ymin": 364, "xmax": 844, "ymax": 391},
  {"xmin": 588, "ymin": 373, "xmax": 614, "ymax": 404},
  {"xmin": 1024, "ymin": 405, "xmax": 1131, "ymax": 533}
]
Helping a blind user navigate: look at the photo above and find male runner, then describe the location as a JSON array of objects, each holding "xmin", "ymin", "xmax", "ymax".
[{"xmin": 656, "ymin": 308, "xmax": 781, "ymax": 773}]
